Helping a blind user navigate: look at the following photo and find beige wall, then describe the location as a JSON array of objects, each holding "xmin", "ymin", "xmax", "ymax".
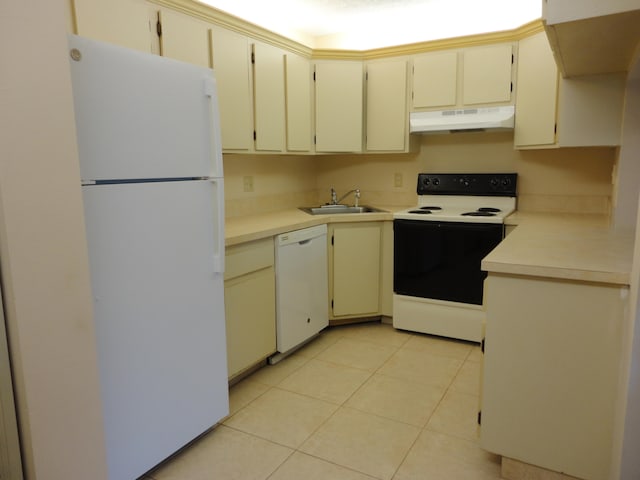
[
  {"xmin": 223, "ymin": 154, "xmax": 319, "ymax": 217},
  {"xmin": 225, "ymin": 133, "xmax": 616, "ymax": 216},
  {"xmin": 0, "ymin": 1, "xmax": 107, "ymax": 479}
]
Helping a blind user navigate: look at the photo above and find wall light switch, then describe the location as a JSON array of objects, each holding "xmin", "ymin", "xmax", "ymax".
[
  {"xmin": 394, "ymin": 172, "xmax": 403, "ymax": 187},
  {"xmin": 243, "ymin": 176, "xmax": 254, "ymax": 192}
]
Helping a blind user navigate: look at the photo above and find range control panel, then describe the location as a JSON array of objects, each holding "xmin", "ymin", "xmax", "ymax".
[{"xmin": 416, "ymin": 173, "xmax": 517, "ymax": 197}]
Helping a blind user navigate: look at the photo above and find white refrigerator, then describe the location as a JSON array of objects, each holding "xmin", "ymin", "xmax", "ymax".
[{"xmin": 68, "ymin": 35, "xmax": 229, "ymax": 480}]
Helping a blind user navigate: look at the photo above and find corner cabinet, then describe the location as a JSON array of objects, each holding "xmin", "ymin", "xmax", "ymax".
[
  {"xmin": 328, "ymin": 222, "xmax": 382, "ymax": 321},
  {"xmin": 224, "ymin": 238, "xmax": 276, "ymax": 380},
  {"xmin": 480, "ymin": 273, "xmax": 627, "ymax": 480},
  {"xmin": 314, "ymin": 61, "xmax": 364, "ymax": 153}
]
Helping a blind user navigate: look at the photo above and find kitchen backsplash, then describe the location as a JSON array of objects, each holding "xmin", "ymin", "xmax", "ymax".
[{"xmin": 223, "ymin": 134, "xmax": 616, "ymax": 218}]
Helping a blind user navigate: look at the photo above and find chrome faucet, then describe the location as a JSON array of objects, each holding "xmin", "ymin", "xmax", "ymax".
[{"xmin": 331, "ymin": 188, "xmax": 361, "ymax": 207}]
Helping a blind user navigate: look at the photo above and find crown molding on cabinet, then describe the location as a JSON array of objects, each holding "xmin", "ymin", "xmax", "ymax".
[
  {"xmin": 150, "ymin": 0, "xmax": 545, "ymax": 60},
  {"xmin": 148, "ymin": 0, "xmax": 313, "ymax": 57}
]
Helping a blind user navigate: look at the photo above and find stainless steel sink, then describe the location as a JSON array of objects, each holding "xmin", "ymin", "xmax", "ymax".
[{"xmin": 299, "ymin": 205, "xmax": 386, "ymax": 215}]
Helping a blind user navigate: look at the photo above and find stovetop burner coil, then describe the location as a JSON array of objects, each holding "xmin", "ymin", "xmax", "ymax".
[
  {"xmin": 408, "ymin": 209, "xmax": 433, "ymax": 214},
  {"xmin": 461, "ymin": 211, "xmax": 497, "ymax": 217}
]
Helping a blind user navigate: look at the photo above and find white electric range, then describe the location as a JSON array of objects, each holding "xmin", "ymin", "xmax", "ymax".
[{"xmin": 392, "ymin": 173, "xmax": 517, "ymax": 342}]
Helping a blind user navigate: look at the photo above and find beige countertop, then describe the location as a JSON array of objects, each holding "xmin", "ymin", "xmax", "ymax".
[
  {"xmin": 484, "ymin": 212, "xmax": 635, "ymax": 285},
  {"xmin": 225, "ymin": 205, "xmax": 400, "ymax": 246},
  {"xmin": 227, "ymin": 208, "xmax": 635, "ymax": 286}
]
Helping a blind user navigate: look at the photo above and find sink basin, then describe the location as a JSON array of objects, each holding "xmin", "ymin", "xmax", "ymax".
[{"xmin": 299, "ymin": 205, "xmax": 386, "ymax": 215}]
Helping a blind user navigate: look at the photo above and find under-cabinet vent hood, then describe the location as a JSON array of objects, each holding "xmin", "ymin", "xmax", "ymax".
[{"xmin": 409, "ymin": 106, "xmax": 515, "ymax": 134}]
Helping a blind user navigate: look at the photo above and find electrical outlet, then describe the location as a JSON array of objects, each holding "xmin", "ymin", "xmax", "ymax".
[
  {"xmin": 243, "ymin": 176, "xmax": 254, "ymax": 192},
  {"xmin": 394, "ymin": 172, "xmax": 403, "ymax": 187}
]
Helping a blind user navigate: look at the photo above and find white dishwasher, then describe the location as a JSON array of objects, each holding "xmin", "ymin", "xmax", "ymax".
[{"xmin": 273, "ymin": 224, "xmax": 328, "ymax": 361}]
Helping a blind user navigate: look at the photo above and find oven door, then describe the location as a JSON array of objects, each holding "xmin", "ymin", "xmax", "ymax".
[{"xmin": 393, "ymin": 219, "xmax": 503, "ymax": 305}]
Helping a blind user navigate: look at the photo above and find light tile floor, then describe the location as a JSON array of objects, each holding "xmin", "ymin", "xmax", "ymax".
[{"xmin": 145, "ymin": 321, "xmax": 502, "ymax": 480}]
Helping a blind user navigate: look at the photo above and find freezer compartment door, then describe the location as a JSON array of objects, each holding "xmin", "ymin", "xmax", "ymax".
[
  {"xmin": 82, "ymin": 179, "xmax": 228, "ymax": 480},
  {"xmin": 69, "ymin": 34, "xmax": 223, "ymax": 180}
]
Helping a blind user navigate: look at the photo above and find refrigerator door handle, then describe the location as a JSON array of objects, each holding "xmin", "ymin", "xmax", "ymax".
[
  {"xmin": 204, "ymin": 77, "xmax": 224, "ymax": 179},
  {"xmin": 210, "ymin": 177, "xmax": 225, "ymax": 273}
]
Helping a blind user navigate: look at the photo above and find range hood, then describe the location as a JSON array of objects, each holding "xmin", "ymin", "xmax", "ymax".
[{"xmin": 409, "ymin": 105, "xmax": 515, "ymax": 134}]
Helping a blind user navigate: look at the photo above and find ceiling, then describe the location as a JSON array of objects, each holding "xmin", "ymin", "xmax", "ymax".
[{"xmin": 198, "ymin": 0, "xmax": 542, "ymax": 50}]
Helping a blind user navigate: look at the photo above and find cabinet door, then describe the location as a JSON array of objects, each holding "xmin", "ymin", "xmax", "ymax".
[
  {"xmin": 157, "ymin": 9, "xmax": 210, "ymax": 68},
  {"xmin": 514, "ymin": 32, "xmax": 558, "ymax": 148},
  {"xmin": 72, "ymin": 0, "xmax": 152, "ymax": 52},
  {"xmin": 225, "ymin": 268, "xmax": 276, "ymax": 378},
  {"xmin": 330, "ymin": 223, "xmax": 381, "ymax": 318},
  {"xmin": 481, "ymin": 274, "xmax": 626, "ymax": 480},
  {"xmin": 253, "ymin": 42, "xmax": 286, "ymax": 152},
  {"xmin": 210, "ymin": 27, "xmax": 253, "ymax": 151},
  {"xmin": 366, "ymin": 60, "xmax": 408, "ymax": 151},
  {"xmin": 412, "ymin": 51, "xmax": 458, "ymax": 109},
  {"xmin": 285, "ymin": 53, "xmax": 313, "ymax": 152},
  {"xmin": 315, "ymin": 61, "xmax": 364, "ymax": 152},
  {"xmin": 463, "ymin": 44, "xmax": 513, "ymax": 105}
]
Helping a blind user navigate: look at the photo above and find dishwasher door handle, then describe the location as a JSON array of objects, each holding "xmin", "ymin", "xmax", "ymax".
[{"xmin": 298, "ymin": 238, "xmax": 312, "ymax": 246}]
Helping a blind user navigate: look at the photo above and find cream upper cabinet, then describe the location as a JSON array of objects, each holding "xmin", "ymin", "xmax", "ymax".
[
  {"xmin": 253, "ymin": 42, "xmax": 286, "ymax": 152},
  {"xmin": 285, "ymin": 53, "xmax": 313, "ymax": 152},
  {"xmin": 157, "ymin": 8, "xmax": 210, "ymax": 68},
  {"xmin": 210, "ymin": 26, "xmax": 254, "ymax": 152},
  {"xmin": 224, "ymin": 238, "xmax": 276, "ymax": 380},
  {"xmin": 462, "ymin": 43, "xmax": 513, "ymax": 105},
  {"xmin": 315, "ymin": 61, "xmax": 364, "ymax": 153},
  {"xmin": 72, "ymin": 0, "xmax": 152, "ymax": 52},
  {"xmin": 366, "ymin": 60, "xmax": 409, "ymax": 152},
  {"xmin": 514, "ymin": 32, "xmax": 558, "ymax": 148},
  {"xmin": 412, "ymin": 44, "xmax": 513, "ymax": 110},
  {"xmin": 329, "ymin": 222, "xmax": 382, "ymax": 320},
  {"xmin": 514, "ymin": 32, "xmax": 626, "ymax": 149},
  {"xmin": 412, "ymin": 51, "xmax": 458, "ymax": 109}
]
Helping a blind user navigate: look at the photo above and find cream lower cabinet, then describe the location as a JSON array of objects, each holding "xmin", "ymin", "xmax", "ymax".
[
  {"xmin": 224, "ymin": 238, "xmax": 276, "ymax": 380},
  {"xmin": 329, "ymin": 222, "xmax": 382, "ymax": 321},
  {"xmin": 480, "ymin": 273, "xmax": 628, "ymax": 480}
]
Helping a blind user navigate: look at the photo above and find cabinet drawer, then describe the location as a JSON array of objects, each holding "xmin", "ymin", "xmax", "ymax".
[{"xmin": 225, "ymin": 237, "xmax": 274, "ymax": 280}]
